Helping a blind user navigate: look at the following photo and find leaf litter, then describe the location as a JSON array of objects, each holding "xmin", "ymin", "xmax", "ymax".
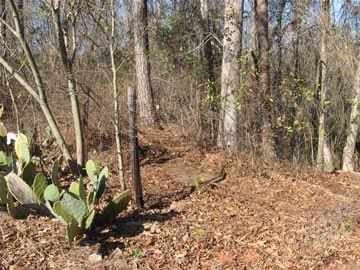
[{"xmin": 1, "ymin": 128, "xmax": 360, "ymax": 269}]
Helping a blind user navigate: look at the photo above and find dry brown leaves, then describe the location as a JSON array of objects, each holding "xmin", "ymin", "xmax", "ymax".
[{"xmin": 1, "ymin": 128, "xmax": 360, "ymax": 269}]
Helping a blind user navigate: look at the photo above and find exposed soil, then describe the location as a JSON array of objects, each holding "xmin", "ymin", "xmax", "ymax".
[{"xmin": 2, "ymin": 128, "xmax": 360, "ymax": 269}]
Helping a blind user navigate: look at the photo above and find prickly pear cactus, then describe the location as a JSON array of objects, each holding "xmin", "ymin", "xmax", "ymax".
[
  {"xmin": 22, "ymin": 162, "xmax": 36, "ymax": 186},
  {"xmin": 43, "ymin": 184, "xmax": 60, "ymax": 203},
  {"xmin": 61, "ymin": 192, "xmax": 87, "ymax": 225},
  {"xmin": 32, "ymin": 173, "xmax": 48, "ymax": 204},
  {"xmin": 15, "ymin": 133, "xmax": 30, "ymax": 164},
  {"xmin": 51, "ymin": 157, "xmax": 62, "ymax": 187},
  {"xmin": 85, "ymin": 160, "xmax": 98, "ymax": 184},
  {"xmin": 0, "ymin": 174, "xmax": 7, "ymax": 204},
  {"xmin": 101, "ymin": 190, "xmax": 131, "ymax": 222}
]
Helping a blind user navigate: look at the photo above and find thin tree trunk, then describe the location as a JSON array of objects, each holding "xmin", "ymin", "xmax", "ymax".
[
  {"xmin": 342, "ymin": 56, "xmax": 360, "ymax": 171},
  {"xmin": 1, "ymin": 0, "xmax": 72, "ymax": 163},
  {"xmin": 200, "ymin": 0, "xmax": 215, "ymax": 84},
  {"xmin": 50, "ymin": 0, "xmax": 84, "ymax": 168},
  {"xmin": 17, "ymin": 0, "xmax": 23, "ymax": 37},
  {"xmin": 133, "ymin": 0, "xmax": 156, "ymax": 126},
  {"xmin": 123, "ymin": 0, "xmax": 132, "ymax": 40},
  {"xmin": 128, "ymin": 86, "xmax": 144, "ymax": 209},
  {"xmin": 217, "ymin": 0, "xmax": 243, "ymax": 149},
  {"xmin": 0, "ymin": 55, "xmax": 72, "ymax": 162},
  {"xmin": 273, "ymin": 0, "xmax": 286, "ymax": 159},
  {"xmin": 255, "ymin": 0, "xmax": 276, "ymax": 159},
  {"xmin": 316, "ymin": 0, "xmax": 334, "ymax": 172},
  {"xmin": 110, "ymin": 0, "xmax": 126, "ymax": 191},
  {"xmin": 1, "ymin": 0, "xmax": 7, "ymax": 93}
]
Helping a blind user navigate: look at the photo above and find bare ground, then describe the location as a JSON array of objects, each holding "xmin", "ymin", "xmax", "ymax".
[{"xmin": 2, "ymin": 128, "xmax": 360, "ymax": 269}]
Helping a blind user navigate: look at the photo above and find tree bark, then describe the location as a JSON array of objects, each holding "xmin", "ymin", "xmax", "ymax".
[
  {"xmin": 133, "ymin": 0, "xmax": 156, "ymax": 126},
  {"xmin": 128, "ymin": 86, "xmax": 144, "ymax": 209},
  {"xmin": 255, "ymin": 0, "xmax": 276, "ymax": 159},
  {"xmin": 316, "ymin": 0, "xmax": 334, "ymax": 172},
  {"xmin": 342, "ymin": 56, "xmax": 360, "ymax": 172},
  {"xmin": 110, "ymin": 0, "xmax": 126, "ymax": 191},
  {"xmin": 217, "ymin": 0, "xmax": 244, "ymax": 149},
  {"xmin": 1, "ymin": 0, "xmax": 72, "ymax": 163},
  {"xmin": 1, "ymin": 0, "xmax": 6, "ymax": 89},
  {"xmin": 50, "ymin": 0, "xmax": 84, "ymax": 168},
  {"xmin": 273, "ymin": 0, "xmax": 286, "ymax": 159}
]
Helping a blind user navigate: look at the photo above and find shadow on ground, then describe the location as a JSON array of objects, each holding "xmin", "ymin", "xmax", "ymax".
[{"xmin": 79, "ymin": 206, "xmax": 179, "ymax": 256}]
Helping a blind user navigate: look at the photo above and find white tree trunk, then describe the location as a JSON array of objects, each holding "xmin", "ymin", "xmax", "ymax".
[
  {"xmin": 316, "ymin": 0, "xmax": 334, "ymax": 172},
  {"xmin": 342, "ymin": 56, "xmax": 360, "ymax": 172},
  {"xmin": 217, "ymin": 0, "xmax": 243, "ymax": 149}
]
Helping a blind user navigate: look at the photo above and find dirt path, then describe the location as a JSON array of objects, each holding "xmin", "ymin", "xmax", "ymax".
[{"xmin": 2, "ymin": 128, "xmax": 360, "ymax": 269}]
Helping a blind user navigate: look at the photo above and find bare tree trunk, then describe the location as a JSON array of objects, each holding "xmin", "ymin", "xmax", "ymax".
[
  {"xmin": 1, "ymin": 0, "xmax": 6, "ymax": 89},
  {"xmin": 128, "ymin": 86, "xmax": 144, "ymax": 209},
  {"xmin": 316, "ymin": 0, "xmax": 334, "ymax": 172},
  {"xmin": 50, "ymin": 0, "xmax": 84, "ymax": 168},
  {"xmin": 342, "ymin": 56, "xmax": 360, "ymax": 171},
  {"xmin": 133, "ymin": 0, "xmax": 156, "ymax": 126},
  {"xmin": 255, "ymin": 0, "xmax": 276, "ymax": 159},
  {"xmin": 273, "ymin": 0, "xmax": 286, "ymax": 159},
  {"xmin": 110, "ymin": 0, "xmax": 126, "ymax": 191},
  {"xmin": 123, "ymin": 0, "xmax": 132, "ymax": 40},
  {"xmin": 200, "ymin": 0, "xmax": 218, "ymax": 142},
  {"xmin": 217, "ymin": 0, "xmax": 243, "ymax": 149},
  {"xmin": 17, "ymin": 0, "xmax": 23, "ymax": 37},
  {"xmin": 200, "ymin": 0, "xmax": 215, "ymax": 84},
  {"xmin": 0, "ymin": 0, "xmax": 72, "ymax": 163}
]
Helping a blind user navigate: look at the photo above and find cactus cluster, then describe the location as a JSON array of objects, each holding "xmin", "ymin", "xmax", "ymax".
[
  {"xmin": 0, "ymin": 104, "xmax": 131, "ymax": 246},
  {"xmin": 40, "ymin": 160, "xmax": 130, "ymax": 245}
]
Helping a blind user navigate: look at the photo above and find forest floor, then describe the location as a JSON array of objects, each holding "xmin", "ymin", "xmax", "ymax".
[{"xmin": 2, "ymin": 128, "xmax": 360, "ymax": 269}]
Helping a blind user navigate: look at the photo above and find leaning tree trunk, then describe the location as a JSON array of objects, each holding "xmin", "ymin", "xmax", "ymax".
[
  {"xmin": 316, "ymin": 0, "xmax": 334, "ymax": 172},
  {"xmin": 50, "ymin": 0, "xmax": 84, "ymax": 168},
  {"xmin": 217, "ymin": 0, "xmax": 243, "ymax": 149},
  {"xmin": 342, "ymin": 56, "xmax": 360, "ymax": 172},
  {"xmin": 0, "ymin": 0, "xmax": 72, "ymax": 163},
  {"xmin": 133, "ymin": 0, "xmax": 156, "ymax": 126},
  {"xmin": 255, "ymin": 0, "xmax": 276, "ymax": 159}
]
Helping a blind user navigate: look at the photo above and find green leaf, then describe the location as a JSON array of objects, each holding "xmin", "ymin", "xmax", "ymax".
[
  {"xmin": 78, "ymin": 176, "xmax": 86, "ymax": 202},
  {"xmin": 53, "ymin": 201, "xmax": 73, "ymax": 224},
  {"xmin": 0, "ymin": 174, "xmax": 8, "ymax": 204},
  {"xmin": 61, "ymin": 192, "xmax": 86, "ymax": 224},
  {"xmin": 98, "ymin": 166, "xmax": 109, "ymax": 182},
  {"xmin": 44, "ymin": 184, "xmax": 60, "ymax": 202},
  {"xmin": 0, "ymin": 151, "xmax": 11, "ymax": 167},
  {"xmin": 101, "ymin": 190, "xmax": 131, "ymax": 222},
  {"xmin": 20, "ymin": 143, "xmax": 31, "ymax": 164},
  {"xmin": 51, "ymin": 159, "xmax": 60, "ymax": 186},
  {"xmin": 0, "ymin": 122, "xmax": 6, "ymax": 138},
  {"xmin": 69, "ymin": 182, "xmax": 80, "ymax": 197},
  {"xmin": 86, "ymin": 160, "xmax": 97, "ymax": 183},
  {"xmin": 32, "ymin": 173, "xmax": 48, "ymax": 204},
  {"xmin": 15, "ymin": 133, "xmax": 29, "ymax": 163},
  {"xmin": 21, "ymin": 161, "xmax": 36, "ymax": 186},
  {"xmin": 95, "ymin": 175, "xmax": 106, "ymax": 200},
  {"xmin": 66, "ymin": 218, "xmax": 79, "ymax": 245},
  {"xmin": 45, "ymin": 201, "xmax": 66, "ymax": 225},
  {"xmin": 85, "ymin": 209, "xmax": 95, "ymax": 229},
  {"xmin": 86, "ymin": 191, "xmax": 94, "ymax": 210}
]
